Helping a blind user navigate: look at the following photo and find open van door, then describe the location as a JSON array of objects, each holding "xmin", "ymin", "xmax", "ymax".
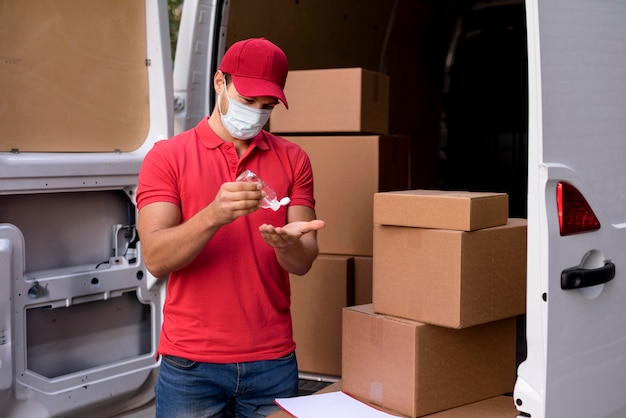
[
  {"xmin": 514, "ymin": 0, "xmax": 626, "ymax": 417},
  {"xmin": 0, "ymin": 1, "xmax": 225, "ymax": 416},
  {"xmin": 173, "ymin": 0, "xmax": 228, "ymax": 135}
]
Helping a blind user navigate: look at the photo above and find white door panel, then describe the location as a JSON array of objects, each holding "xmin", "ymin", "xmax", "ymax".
[
  {"xmin": 0, "ymin": 1, "xmax": 173, "ymax": 416},
  {"xmin": 515, "ymin": 0, "xmax": 626, "ymax": 417}
]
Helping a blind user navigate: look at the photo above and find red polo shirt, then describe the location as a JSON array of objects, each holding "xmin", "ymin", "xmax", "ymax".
[{"xmin": 137, "ymin": 118, "xmax": 315, "ymax": 363}]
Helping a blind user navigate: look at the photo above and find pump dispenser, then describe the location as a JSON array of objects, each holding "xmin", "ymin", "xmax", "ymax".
[{"xmin": 236, "ymin": 170, "xmax": 291, "ymax": 211}]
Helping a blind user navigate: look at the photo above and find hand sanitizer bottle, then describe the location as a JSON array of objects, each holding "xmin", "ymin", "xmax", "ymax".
[{"xmin": 236, "ymin": 170, "xmax": 291, "ymax": 211}]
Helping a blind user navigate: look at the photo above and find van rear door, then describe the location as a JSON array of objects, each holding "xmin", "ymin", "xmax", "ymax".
[
  {"xmin": 514, "ymin": 0, "xmax": 626, "ymax": 417},
  {"xmin": 0, "ymin": 1, "xmax": 173, "ymax": 416}
]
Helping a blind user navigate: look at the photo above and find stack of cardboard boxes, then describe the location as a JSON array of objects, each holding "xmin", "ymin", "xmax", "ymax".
[
  {"xmin": 341, "ymin": 190, "xmax": 527, "ymax": 417},
  {"xmin": 271, "ymin": 67, "xmax": 527, "ymax": 417},
  {"xmin": 270, "ymin": 68, "xmax": 411, "ymax": 377}
]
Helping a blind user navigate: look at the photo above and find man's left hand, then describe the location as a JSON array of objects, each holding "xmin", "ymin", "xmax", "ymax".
[{"xmin": 259, "ymin": 219, "xmax": 325, "ymax": 250}]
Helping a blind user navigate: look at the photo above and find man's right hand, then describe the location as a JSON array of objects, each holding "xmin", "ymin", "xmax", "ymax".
[{"xmin": 209, "ymin": 181, "xmax": 263, "ymax": 225}]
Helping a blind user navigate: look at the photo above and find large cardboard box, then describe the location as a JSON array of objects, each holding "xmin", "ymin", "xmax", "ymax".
[
  {"xmin": 423, "ymin": 396, "xmax": 517, "ymax": 417},
  {"xmin": 373, "ymin": 190, "xmax": 508, "ymax": 231},
  {"xmin": 270, "ymin": 68, "xmax": 390, "ymax": 135},
  {"xmin": 287, "ymin": 135, "xmax": 410, "ymax": 256},
  {"xmin": 290, "ymin": 255, "xmax": 354, "ymax": 377},
  {"xmin": 342, "ymin": 304, "xmax": 517, "ymax": 418},
  {"xmin": 372, "ymin": 218, "xmax": 527, "ymax": 328}
]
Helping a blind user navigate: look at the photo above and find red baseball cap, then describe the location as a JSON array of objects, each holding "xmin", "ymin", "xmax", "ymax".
[{"xmin": 219, "ymin": 38, "xmax": 289, "ymax": 108}]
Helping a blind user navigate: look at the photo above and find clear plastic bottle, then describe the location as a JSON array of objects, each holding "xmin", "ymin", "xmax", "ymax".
[{"xmin": 236, "ymin": 169, "xmax": 290, "ymax": 211}]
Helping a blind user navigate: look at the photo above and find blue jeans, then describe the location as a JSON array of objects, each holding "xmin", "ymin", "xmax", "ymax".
[{"xmin": 155, "ymin": 352, "xmax": 299, "ymax": 418}]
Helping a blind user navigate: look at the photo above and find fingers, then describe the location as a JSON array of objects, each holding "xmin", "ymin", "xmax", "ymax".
[
  {"xmin": 259, "ymin": 224, "xmax": 292, "ymax": 249},
  {"xmin": 258, "ymin": 219, "xmax": 326, "ymax": 249},
  {"xmin": 259, "ymin": 220, "xmax": 325, "ymax": 237},
  {"xmin": 223, "ymin": 183, "xmax": 262, "ymax": 209},
  {"xmin": 258, "ymin": 224, "xmax": 282, "ymax": 239},
  {"xmin": 211, "ymin": 182, "xmax": 262, "ymax": 224},
  {"xmin": 229, "ymin": 191, "xmax": 263, "ymax": 210}
]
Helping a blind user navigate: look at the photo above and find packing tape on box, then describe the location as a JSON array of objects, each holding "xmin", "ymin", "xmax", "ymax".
[{"xmin": 369, "ymin": 381, "xmax": 384, "ymax": 403}]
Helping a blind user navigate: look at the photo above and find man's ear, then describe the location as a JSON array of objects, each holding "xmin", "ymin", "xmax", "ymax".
[{"xmin": 214, "ymin": 70, "xmax": 225, "ymax": 94}]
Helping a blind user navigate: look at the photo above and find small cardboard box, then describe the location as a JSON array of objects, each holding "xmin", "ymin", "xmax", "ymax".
[
  {"xmin": 423, "ymin": 396, "xmax": 518, "ymax": 417},
  {"xmin": 270, "ymin": 68, "xmax": 390, "ymax": 135},
  {"xmin": 290, "ymin": 255, "xmax": 354, "ymax": 377},
  {"xmin": 287, "ymin": 135, "xmax": 410, "ymax": 256},
  {"xmin": 373, "ymin": 190, "xmax": 508, "ymax": 231},
  {"xmin": 342, "ymin": 304, "xmax": 517, "ymax": 418},
  {"xmin": 372, "ymin": 218, "xmax": 527, "ymax": 328}
]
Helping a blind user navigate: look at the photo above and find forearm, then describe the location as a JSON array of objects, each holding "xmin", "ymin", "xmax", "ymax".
[
  {"xmin": 274, "ymin": 232, "xmax": 319, "ymax": 276},
  {"xmin": 139, "ymin": 182, "xmax": 264, "ymax": 278},
  {"xmin": 140, "ymin": 206, "xmax": 220, "ymax": 278}
]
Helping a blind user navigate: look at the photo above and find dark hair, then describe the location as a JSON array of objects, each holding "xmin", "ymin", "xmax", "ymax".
[{"xmin": 223, "ymin": 72, "xmax": 231, "ymax": 85}]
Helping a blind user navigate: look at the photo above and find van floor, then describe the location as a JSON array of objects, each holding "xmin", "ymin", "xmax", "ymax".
[{"xmin": 297, "ymin": 377, "xmax": 333, "ymax": 395}]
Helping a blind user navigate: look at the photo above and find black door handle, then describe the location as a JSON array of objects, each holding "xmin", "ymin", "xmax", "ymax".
[{"xmin": 561, "ymin": 261, "xmax": 616, "ymax": 289}]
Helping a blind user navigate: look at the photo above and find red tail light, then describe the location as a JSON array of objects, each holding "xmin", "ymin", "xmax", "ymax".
[{"xmin": 556, "ymin": 182, "xmax": 601, "ymax": 236}]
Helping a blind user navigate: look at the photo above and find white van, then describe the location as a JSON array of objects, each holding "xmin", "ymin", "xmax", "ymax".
[
  {"xmin": 1, "ymin": 0, "xmax": 624, "ymax": 417},
  {"xmin": 515, "ymin": 1, "xmax": 626, "ymax": 417}
]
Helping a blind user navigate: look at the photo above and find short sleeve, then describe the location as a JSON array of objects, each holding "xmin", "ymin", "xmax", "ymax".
[{"xmin": 136, "ymin": 141, "xmax": 181, "ymax": 210}]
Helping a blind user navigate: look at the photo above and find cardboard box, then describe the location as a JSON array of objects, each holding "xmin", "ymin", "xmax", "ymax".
[
  {"xmin": 342, "ymin": 304, "xmax": 517, "ymax": 418},
  {"xmin": 287, "ymin": 135, "xmax": 410, "ymax": 256},
  {"xmin": 290, "ymin": 255, "xmax": 354, "ymax": 376},
  {"xmin": 354, "ymin": 256, "xmax": 373, "ymax": 305},
  {"xmin": 270, "ymin": 68, "xmax": 390, "ymax": 135},
  {"xmin": 373, "ymin": 190, "xmax": 508, "ymax": 231},
  {"xmin": 423, "ymin": 396, "xmax": 517, "ymax": 417},
  {"xmin": 372, "ymin": 218, "xmax": 527, "ymax": 328}
]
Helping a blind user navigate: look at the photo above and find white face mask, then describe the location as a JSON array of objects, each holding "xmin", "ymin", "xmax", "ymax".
[{"xmin": 218, "ymin": 84, "xmax": 272, "ymax": 140}]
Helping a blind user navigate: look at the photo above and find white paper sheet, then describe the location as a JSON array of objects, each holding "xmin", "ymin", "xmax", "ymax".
[{"xmin": 274, "ymin": 391, "xmax": 401, "ymax": 418}]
